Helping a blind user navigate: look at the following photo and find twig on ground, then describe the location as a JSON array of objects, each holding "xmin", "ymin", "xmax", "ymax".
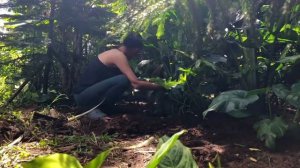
[
  {"xmin": 133, "ymin": 150, "xmax": 156, "ymax": 153},
  {"xmin": 0, "ymin": 135, "xmax": 23, "ymax": 154},
  {"xmin": 122, "ymin": 137, "xmax": 155, "ymax": 150},
  {"xmin": 67, "ymin": 98, "xmax": 106, "ymax": 122}
]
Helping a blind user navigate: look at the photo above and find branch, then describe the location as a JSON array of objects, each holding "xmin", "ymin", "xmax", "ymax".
[
  {"xmin": 2, "ymin": 65, "xmax": 44, "ymax": 108},
  {"xmin": 122, "ymin": 136, "xmax": 155, "ymax": 150},
  {"xmin": 67, "ymin": 98, "xmax": 106, "ymax": 122},
  {"xmin": 0, "ymin": 135, "xmax": 23, "ymax": 154},
  {"xmin": 2, "ymin": 79, "xmax": 30, "ymax": 108}
]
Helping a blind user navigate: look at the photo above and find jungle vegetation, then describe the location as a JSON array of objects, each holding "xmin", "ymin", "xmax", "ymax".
[{"xmin": 0, "ymin": 0, "xmax": 299, "ymax": 167}]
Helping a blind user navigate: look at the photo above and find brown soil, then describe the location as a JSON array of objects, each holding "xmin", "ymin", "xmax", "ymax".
[
  {"xmin": 79, "ymin": 104, "xmax": 300, "ymax": 168},
  {"xmin": 1, "ymin": 104, "xmax": 300, "ymax": 168}
]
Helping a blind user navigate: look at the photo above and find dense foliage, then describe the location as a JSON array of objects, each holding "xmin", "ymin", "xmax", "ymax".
[{"xmin": 1, "ymin": 0, "xmax": 300, "ymax": 149}]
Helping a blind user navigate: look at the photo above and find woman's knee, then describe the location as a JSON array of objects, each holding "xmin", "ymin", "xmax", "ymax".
[
  {"xmin": 116, "ymin": 75, "xmax": 130, "ymax": 87},
  {"xmin": 73, "ymin": 93, "xmax": 95, "ymax": 108}
]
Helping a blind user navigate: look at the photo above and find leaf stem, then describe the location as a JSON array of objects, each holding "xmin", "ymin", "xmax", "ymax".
[
  {"xmin": 267, "ymin": 90, "xmax": 272, "ymax": 118},
  {"xmin": 293, "ymin": 109, "xmax": 300, "ymax": 123}
]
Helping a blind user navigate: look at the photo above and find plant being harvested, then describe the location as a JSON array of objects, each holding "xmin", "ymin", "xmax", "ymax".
[{"xmin": 149, "ymin": 67, "xmax": 195, "ymax": 90}]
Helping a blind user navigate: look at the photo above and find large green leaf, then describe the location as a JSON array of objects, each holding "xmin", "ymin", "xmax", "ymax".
[
  {"xmin": 22, "ymin": 153, "xmax": 83, "ymax": 168},
  {"xmin": 157, "ymin": 136, "xmax": 198, "ymax": 168},
  {"xmin": 146, "ymin": 130, "xmax": 187, "ymax": 168},
  {"xmin": 272, "ymin": 82, "xmax": 300, "ymax": 109},
  {"xmin": 291, "ymin": 82, "xmax": 300, "ymax": 93},
  {"xmin": 286, "ymin": 93, "xmax": 300, "ymax": 109},
  {"xmin": 287, "ymin": 80, "xmax": 300, "ymax": 109},
  {"xmin": 22, "ymin": 149, "xmax": 112, "ymax": 168},
  {"xmin": 84, "ymin": 149, "xmax": 112, "ymax": 168},
  {"xmin": 203, "ymin": 90, "xmax": 259, "ymax": 118},
  {"xmin": 272, "ymin": 84, "xmax": 290, "ymax": 99},
  {"xmin": 254, "ymin": 117, "xmax": 288, "ymax": 149}
]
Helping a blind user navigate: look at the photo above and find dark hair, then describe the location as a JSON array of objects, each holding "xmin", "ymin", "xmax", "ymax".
[{"xmin": 123, "ymin": 32, "xmax": 143, "ymax": 49}]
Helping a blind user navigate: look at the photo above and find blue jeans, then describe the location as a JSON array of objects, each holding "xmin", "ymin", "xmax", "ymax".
[{"xmin": 74, "ymin": 75, "xmax": 130, "ymax": 112}]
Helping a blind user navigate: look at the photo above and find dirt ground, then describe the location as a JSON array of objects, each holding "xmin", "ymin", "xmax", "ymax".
[
  {"xmin": 1, "ymin": 103, "xmax": 300, "ymax": 168},
  {"xmin": 76, "ymin": 103, "xmax": 300, "ymax": 168}
]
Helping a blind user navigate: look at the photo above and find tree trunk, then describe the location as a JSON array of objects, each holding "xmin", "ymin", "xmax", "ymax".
[
  {"xmin": 187, "ymin": 0, "xmax": 205, "ymax": 57},
  {"xmin": 42, "ymin": 0, "xmax": 56, "ymax": 94},
  {"xmin": 70, "ymin": 32, "xmax": 83, "ymax": 94},
  {"xmin": 240, "ymin": 0, "xmax": 257, "ymax": 90}
]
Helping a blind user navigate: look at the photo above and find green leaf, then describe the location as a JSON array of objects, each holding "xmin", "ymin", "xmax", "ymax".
[
  {"xmin": 84, "ymin": 149, "xmax": 112, "ymax": 168},
  {"xmin": 208, "ymin": 162, "xmax": 215, "ymax": 168},
  {"xmin": 261, "ymin": 5, "xmax": 270, "ymax": 12},
  {"xmin": 22, "ymin": 153, "xmax": 83, "ymax": 168},
  {"xmin": 248, "ymin": 87, "xmax": 268, "ymax": 95},
  {"xmin": 286, "ymin": 94, "xmax": 300, "ymax": 109},
  {"xmin": 289, "ymin": 82, "xmax": 300, "ymax": 108},
  {"xmin": 157, "ymin": 136, "xmax": 198, "ymax": 168},
  {"xmin": 194, "ymin": 59, "xmax": 217, "ymax": 70},
  {"xmin": 280, "ymin": 24, "xmax": 292, "ymax": 32},
  {"xmin": 254, "ymin": 117, "xmax": 288, "ymax": 149},
  {"xmin": 291, "ymin": 82, "xmax": 300, "ymax": 93},
  {"xmin": 156, "ymin": 21, "xmax": 165, "ymax": 39},
  {"xmin": 293, "ymin": 26, "xmax": 300, "ymax": 35},
  {"xmin": 146, "ymin": 130, "xmax": 187, "ymax": 168},
  {"xmin": 203, "ymin": 101, "xmax": 224, "ymax": 118},
  {"xmin": 149, "ymin": 73, "xmax": 190, "ymax": 90},
  {"xmin": 264, "ymin": 33, "xmax": 275, "ymax": 43},
  {"xmin": 149, "ymin": 77, "xmax": 173, "ymax": 90},
  {"xmin": 272, "ymin": 82, "xmax": 300, "ymax": 109},
  {"xmin": 203, "ymin": 90, "xmax": 259, "ymax": 118},
  {"xmin": 278, "ymin": 55, "xmax": 300, "ymax": 63},
  {"xmin": 272, "ymin": 84, "xmax": 290, "ymax": 99}
]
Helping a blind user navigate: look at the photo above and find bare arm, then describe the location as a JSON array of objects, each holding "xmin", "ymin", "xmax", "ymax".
[{"xmin": 109, "ymin": 50, "xmax": 161, "ymax": 90}]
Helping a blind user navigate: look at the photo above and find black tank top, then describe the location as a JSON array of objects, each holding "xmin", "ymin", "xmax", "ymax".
[{"xmin": 73, "ymin": 56, "xmax": 121, "ymax": 94}]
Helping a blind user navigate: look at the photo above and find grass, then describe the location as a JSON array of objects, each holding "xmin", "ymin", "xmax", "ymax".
[{"xmin": 0, "ymin": 107, "xmax": 115, "ymax": 168}]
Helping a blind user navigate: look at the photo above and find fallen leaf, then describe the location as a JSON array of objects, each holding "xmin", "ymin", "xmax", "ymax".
[
  {"xmin": 249, "ymin": 157, "xmax": 257, "ymax": 162},
  {"xmin": 249, "ymin": 148, "xmax": 261, "ymax": 151},
  {"xmin": 57, "ymin": 145, "xmax": 76, "ymax": 152}
]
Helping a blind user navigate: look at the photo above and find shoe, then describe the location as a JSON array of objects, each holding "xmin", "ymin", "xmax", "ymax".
[{"xmin": 87, "ymin": 109, "xmax": 107, "ymax": 120}]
